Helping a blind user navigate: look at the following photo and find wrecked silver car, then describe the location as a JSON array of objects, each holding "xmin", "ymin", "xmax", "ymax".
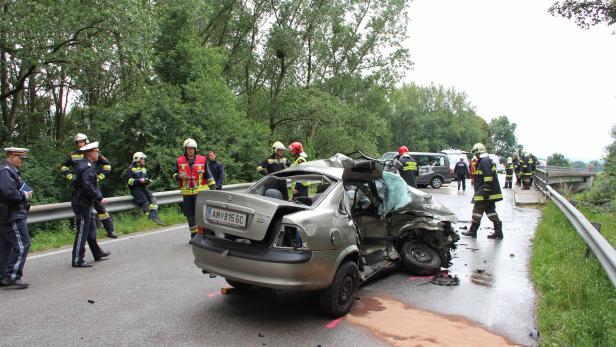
[{"xmin": 191, "ymin": 154, "xmax": 459, "ymax": 317}]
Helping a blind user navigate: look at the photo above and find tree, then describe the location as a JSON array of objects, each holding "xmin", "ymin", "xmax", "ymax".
[
  {"xmin": 489, "ymin": 116, "xmax": 518, "ymax": 159},
  {"xmin": 549, "ymin": 1, "xmax": 616, "ymax": 28},
  {"xmin": 547, "ymin": 153, "xmax": 570, "ymax": 167}
]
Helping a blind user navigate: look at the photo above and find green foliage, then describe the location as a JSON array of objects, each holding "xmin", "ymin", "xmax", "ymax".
[
  {"xmin": 531, "ymin": 203, "xmax": 616, "ymax": 346},
  {"xmin": 547, "ymin": 152, "xmax": 570, "ymax": 167},
  {"xmin": 385, "ymin": 83, "xmax": 490, "ymax": 153},
  {"xmin": 549, "ymin": 0, "xmax": 616, "ymax": 28},
  {"xmin": 489, "ymin": 115, "xmax": 519, "ymax": 159}
]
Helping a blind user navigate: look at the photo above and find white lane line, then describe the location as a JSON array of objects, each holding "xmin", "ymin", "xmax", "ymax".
[{"xmin": 29, "ymin": 225, "xmax": 187, "ymax": 260}]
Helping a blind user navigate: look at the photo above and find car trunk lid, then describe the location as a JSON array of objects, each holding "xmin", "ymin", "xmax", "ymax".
[{"xmin": 196, "ymin": 190, "xmax": 307, "ymax": 241}]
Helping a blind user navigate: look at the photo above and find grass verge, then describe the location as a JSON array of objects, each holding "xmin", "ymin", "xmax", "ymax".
[
  {"xmin": 30, "ymin": 205, "xmax": 186, "ymax": 253},
  {"xmin": 531, "ymin": 202, "xmax": 616, "ymax": 346}
]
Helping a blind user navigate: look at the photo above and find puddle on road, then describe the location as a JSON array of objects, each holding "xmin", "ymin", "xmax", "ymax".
[{"xmin": 347, "ymin": 296, "xmax": 519, "ymax": 347}]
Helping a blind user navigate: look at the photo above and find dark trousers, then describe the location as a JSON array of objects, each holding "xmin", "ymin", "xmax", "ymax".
[
  {"xmin": 0, "ymin": 219, "xmax": 30, "ymax": 281},
  {"xmin": 72, "ymin": 202, "xmax": 104, "ymax": 266},
  {"xmin": 456, "ymin": 174, "xmax": 466, "ymax": 190},
  {"xmin": 504, "ymin": 175, "xmax": 513, "ymax": 188},
  {"xmin": 132, "ymin": 189, "xmax": 159, "ymax": 220},
  {"xmin": 182, "ymin": 195, "xmax": 197, "ymax": 233},
  {"xmin": 471, "ymin": 201, "xmax": 501, "ymax": 225},
  {"xmin": 72, "ymin": 190, "xmax": 114, "ymax": 234}
]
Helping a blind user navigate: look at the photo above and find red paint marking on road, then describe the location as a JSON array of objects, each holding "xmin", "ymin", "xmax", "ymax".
[
  {"xmin": 325, "ymin": 318, "xmax": 343, "ymax": 329},
  {"xmin": 408, "ymin": 275, "xmax": 433, "ymax": 280},
  {"xmin": 208, "ymin": 292, "xmax": 221, "ymax": 298}
]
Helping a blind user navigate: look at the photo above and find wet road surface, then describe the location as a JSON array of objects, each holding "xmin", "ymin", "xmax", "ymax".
[{"xmin": 0, "ymin": 175, "xmax": 540, "ymax": 346}]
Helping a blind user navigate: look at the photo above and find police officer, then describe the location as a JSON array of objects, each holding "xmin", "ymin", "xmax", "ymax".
[
  {"xmin": 72, "ymin": 142, "xmax": 110, "ymax": 268},
  {"xmin": 257, "ymin": 141, "xmax": 290, "ymax": 175},
  {"xmin": 395, "ymin": 146, "xmax": 418, "ymax": 188},
  {"xmin": 503, "ymin": 157, "xmax": 514, "ymax": 189},
  {"xmin": 173, "ymin": 139, "xmax": 215, "ymax": 240},
  {"xmin": 454, "ymin": 156, "xmax": 470, "ymax": 191},
  {"xmin": 127, "ymin": 152, "xmax": 163, "ymax": 225},
  {"xmin": 289, "ymin": 141, "xmax": 309, "ymax": 198},
  {"xmin": 462, "ymin": 143, "xmax": 504, "ymax": 239},
  {"xmin": 60, "ymin": 133, "xmax": 117, "ymax": 238},
  {"xmin": 207, "ymin": 151, "xmax": 225, "ymax": 190},
  {"xmin": 0, "ymin": 147, "xmax": 32, "ymax": 289}
]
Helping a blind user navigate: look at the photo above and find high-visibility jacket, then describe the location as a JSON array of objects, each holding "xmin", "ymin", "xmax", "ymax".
[
  {"xmin": 473, "ymin": 156, "xmax": 503, "ymax": 202},
  {"xmin": 60, "ymin": 150, "xmax": 111, "ymax": 182},
  {"xmin": 505, "ymin": 163, "xmax": 514, "ymax": 179},
  {"xmin": 292, "ymin": 154, "xmax": 309, "ymax": 197},
  {"xmin": 174, "ymin": 155, "xmax": 215, "ymax": 196},
  {"xmin": 257, "ymin": 155, "xmax": 290, "ymax": 175},
  {"xmin": 397, "ymin": 154, "xmax": 417, "ymax": 188}
]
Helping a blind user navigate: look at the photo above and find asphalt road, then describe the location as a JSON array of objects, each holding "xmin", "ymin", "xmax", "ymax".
[{"xmin": 1, "ymin": 176, "xmax": 540, "ymax": 346}]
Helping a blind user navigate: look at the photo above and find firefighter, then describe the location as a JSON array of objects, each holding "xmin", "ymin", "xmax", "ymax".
[
  {"xmin": 289, "ymin": 141, "xmax": 309, "ymax": 198},
  {"xmin": 521, "ymin": 151, "xmax": 532, "ymax": 190},
  {"xmin": 528, "ymin": 152, "xmax": 537, "ymax": 186},
  {"xmin": 461, "ymin": 143, "xmax": 503, "ymax": 239},
  {"xmin": 127, "ymin": 152, "xmax": 163, "ymax": 225},
  {"xmin": 503, "ymin": 157, "xmax": 514, "ymax": 189},
  {"xmin": 60, "ymin": 133, "xmax": 117, "ymax": 238},
  {"xmin": 257, "ymin": 141, "xmax": 290, "ymax": 175},
  {"xmin": 513, "ymin": 153, "xmax": 522, "ymax": 187},
  {"xmin": 0, "ymin": 147, "xmax": 32, "ymax": 289},
  {"xmin": 72, "ymin": 142, "xmax": 111, "ymax": 267},
  {"xmin": 395, "ymin": 146, "xmax": 418, "ymax": 188},
  {"xmin": 173, "ymin": 138, "xmax": 215, "ymax": 240}
]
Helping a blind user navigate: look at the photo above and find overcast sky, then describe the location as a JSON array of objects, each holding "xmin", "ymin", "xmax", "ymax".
[{"xmin": 404, "ymin": 0, "xmax": 616, "ymax": 162}]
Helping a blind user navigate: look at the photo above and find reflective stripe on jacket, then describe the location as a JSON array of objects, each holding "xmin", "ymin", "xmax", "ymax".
[{"xmin": 473, "ymin": 156, "xmax": 503, "ymax": 202}]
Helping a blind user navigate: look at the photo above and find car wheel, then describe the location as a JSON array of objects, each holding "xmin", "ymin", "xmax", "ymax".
[
  {"xmin": 400, "ymin": 241, "xmax": 441, "ymax": 275},
  {"xmin": 319, "ymin": 261, "xmax": 359, "ymax": 318},
  {"xmin": 225, "ymin": 279, "xmax": 253, "ymax": 291},
  {"xmin": 430, "ymin": 176, "xmax": 443, "ymax": 189}
]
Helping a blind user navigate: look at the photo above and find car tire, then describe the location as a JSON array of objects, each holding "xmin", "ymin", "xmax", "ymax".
[
  {"xmin": 400, "ymin": 241, "xmax": 441, "ymax": 275},
  {"xmin": 319, "ymin": 261, "xmax": 359, "ymax": 318},
  {"xmin": 225, "ymin": 279, "xmax": 253, "ymax": 291},
  {"xmin": 430, "ymin": 176, "xmax": 443, "ymax": 189}
]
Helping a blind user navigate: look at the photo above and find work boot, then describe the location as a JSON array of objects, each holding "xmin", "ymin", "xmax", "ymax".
[
  {"xmin": 101, "ymin": 218, "xmax": 118, "ymax": 238},
  {"xmin": 149, "ymin": 209, "xmax": 164, "ymax": 226},
  {"xmin": 487, "ymin": 222, "xmax": 503, "ymax": 239},
  {"xmin": 0, "ymin": 278, "xmax": 29, "ymax": 289},
  {"xmin": 461, "ymin": 223, "xmax": 479, "ymax": 238}
]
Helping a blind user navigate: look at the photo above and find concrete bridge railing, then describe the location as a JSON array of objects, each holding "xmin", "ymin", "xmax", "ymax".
[{"xmin": 534, "ymin": 166, "xmax": 596, "ymax": 192}]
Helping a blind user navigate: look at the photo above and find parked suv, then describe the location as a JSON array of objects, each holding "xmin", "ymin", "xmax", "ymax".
[{"xmin": 381, "ymin": 152, "xmax": 451, "ymax": 188}]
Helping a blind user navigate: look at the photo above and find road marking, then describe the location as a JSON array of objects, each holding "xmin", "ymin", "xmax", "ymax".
[
  {"xmin": 325, "ymin": 318, "xmax": 343, "ymax": 329},
  {"xmin": 29, "ymin": 225, "xmax": 186, "ymax": 260}
]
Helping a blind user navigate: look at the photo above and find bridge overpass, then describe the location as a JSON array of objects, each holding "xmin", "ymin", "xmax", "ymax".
[{"xmin": 534, "ymin": 166, "xmax": 596, "ymax": 192}]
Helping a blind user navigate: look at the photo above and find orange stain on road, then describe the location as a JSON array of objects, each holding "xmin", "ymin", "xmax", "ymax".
[{"xmin": 347, "ymin": 296, "xmax": 520, "ymax": 347}]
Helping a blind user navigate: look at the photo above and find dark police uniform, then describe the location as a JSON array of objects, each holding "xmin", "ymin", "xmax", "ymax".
[
  {"xmin": 0, "ymin": 160, "xmax": 30, "ymax": 284},
  {"xmin": 61, "ymin": 150, "xmax": 116, "ymax": 237},
  {"xmin": 207, "ymin": 159, "xmax": 225, "ymax": 190},
  {"xmin": 454, "ymin": 160, "xmax": 470, "ymax": 191},
  {"xmin": 397, "ymin": 153, "xmax": 418, "ymax": 188},
  {"xmin": 127, "ymin": 162, "xmax": 161, "ymax": 222},
  {"xmin": 466, "ymin": 155, "xmax": 503, "ymax": 239},
  {"xmin": 257, "ymin": 155, "xmax": 290, "ymax": 176},
  {"xmin": 72, "ymin": 159, "xmax": 106, "ymax": 266}
]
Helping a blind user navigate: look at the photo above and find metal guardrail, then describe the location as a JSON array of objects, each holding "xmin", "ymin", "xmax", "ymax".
[
  {"xmin": 534, "ymin": 171, "xmax": 616, "ymax": 288},
  {"xmin": 27, "ymin": 183, "xmax": 253, "ymax": 225}
]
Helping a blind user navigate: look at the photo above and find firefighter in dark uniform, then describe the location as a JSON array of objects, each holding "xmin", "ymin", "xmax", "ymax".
[
  {"xmin": 60, "ymin": 133, "xmax": 117, "ymax": 238},
  {"xmin": 503, "ymin": 157, "xmax": 514, "ymax": 189},
  {"xmin": 395, "ymin": 146, "xmax": 418, "ymax": 188},
  {"xmin": 72, "ymin": 142, "xmax": 110, "ymax": 267},
  {"xmin": 513, "ymin": 153, "xmax": 522, "ymax": 187},
  {"xmin": 174, "ymin": 138, "xmax": 215, "ymax": 240},
  {"xmin": 521, "ymin": 151, "xmax": 532, "ymax": 190},
  {"xmin": 257, "ymin": 141, "xmax": 290, "ymax": 175},
  {"xmin": 0, "ymin": 147, "xmax": 32, "ymax": 289},
  {"xmin": 462, "ymin": 143, "xmax": 504, "ymax": 239},
  {"xmin": 528, "ymin": 152, "xmax": 537, "ymax": 186},
  {"xmin": 127, "ymin": 152, "xmax": 163, "ymax": 225},
  {"xmin": 454, "ymin": 156, "xmax": 470, "ymax": 191},
  {"xmin": 289, "ymin": 141, "xmax": 309, "ymax": 198}
]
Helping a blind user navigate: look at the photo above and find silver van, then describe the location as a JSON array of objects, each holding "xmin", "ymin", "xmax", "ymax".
[{"xmin": 381, "ymin": 152, "xmax": 451, "ymax": 188}]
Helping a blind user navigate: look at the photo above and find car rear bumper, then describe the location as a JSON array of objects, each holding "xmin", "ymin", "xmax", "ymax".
[{"xmin": 191, "ymin": 235, "xmax": 339, "ymax": 290}]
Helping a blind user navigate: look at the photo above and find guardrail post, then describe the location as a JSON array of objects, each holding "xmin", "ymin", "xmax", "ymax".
[{"xmin": 585, "ymin": 223, "xmax": 601, "ymax": 259}]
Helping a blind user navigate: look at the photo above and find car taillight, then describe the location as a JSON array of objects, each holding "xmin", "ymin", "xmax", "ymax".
[
  {"xmin": 273, "ymin": 225, "xmax": 310, "ymax": 250},
  {"xmin": 197, "ymin": 226, "xmax": 206, "ymax": 235}
]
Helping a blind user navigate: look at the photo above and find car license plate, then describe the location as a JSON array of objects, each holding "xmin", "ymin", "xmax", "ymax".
[{"xmin": 207, "ymin": 207, "xmax": 247, "ymax": 228}]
